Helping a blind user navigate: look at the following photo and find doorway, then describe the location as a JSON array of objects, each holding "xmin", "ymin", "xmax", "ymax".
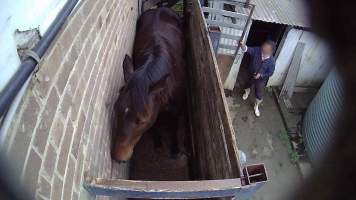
[{"xmin": 236, "ymin": 20, "xmax": 286, "ymax": 90}]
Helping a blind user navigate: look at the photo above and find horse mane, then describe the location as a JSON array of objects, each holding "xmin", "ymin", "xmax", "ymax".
[{"xmin": 127, "ymin": 49, "xmax": 170, "ymax": 113}]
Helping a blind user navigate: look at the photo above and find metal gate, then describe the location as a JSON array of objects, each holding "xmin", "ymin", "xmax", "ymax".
[{"xmin": 201, "ymin": 0, "xmax": 255, "ymax": 90}]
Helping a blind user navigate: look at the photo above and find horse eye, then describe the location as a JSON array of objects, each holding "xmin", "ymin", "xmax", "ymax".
[
  {"xmin": 124, "ymin": 107, "xmax": 129, "ymax": 114},
  {"xmin": 135, "ymin": 118, "xmax": 144, "ymax": 125}
]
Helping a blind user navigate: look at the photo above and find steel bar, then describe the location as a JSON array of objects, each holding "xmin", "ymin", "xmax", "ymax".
[
  {"xmin": 231, "ymin": 4, "xmax": 255, "ymax": 62},
  {"xmin": 84, "ymin": 176, "xmax": 244, "ymax": 199}
]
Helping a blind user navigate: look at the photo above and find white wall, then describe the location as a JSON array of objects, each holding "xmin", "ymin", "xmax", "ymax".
[
  {"xmin": 0, "ymin": 0, "xmax": 68, "ymax": 92},
  {"xmin": 268, "ymin": 28, "xmax": 333, "ymax": 87}
]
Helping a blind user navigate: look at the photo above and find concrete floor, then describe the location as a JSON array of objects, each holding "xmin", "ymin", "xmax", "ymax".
[{"xmin": 226, "ymin": 91, "xmax": 302, "ymax": 200}]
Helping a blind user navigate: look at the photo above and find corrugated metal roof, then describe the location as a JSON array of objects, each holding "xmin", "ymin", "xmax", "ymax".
[{"xmin": 250, "ymin": 0, "xmax": 310, "ymax": 27}]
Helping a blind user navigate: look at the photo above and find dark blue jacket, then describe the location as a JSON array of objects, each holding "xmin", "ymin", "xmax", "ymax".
[{"xmin": 246, "ymin": 47, "xmax": 275, "ymax": 81}]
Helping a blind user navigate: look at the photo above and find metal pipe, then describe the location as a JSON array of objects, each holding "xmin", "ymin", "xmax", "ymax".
[{"xmin": 0, "ymin": 0, "xmax": 79, "ymax": 118}]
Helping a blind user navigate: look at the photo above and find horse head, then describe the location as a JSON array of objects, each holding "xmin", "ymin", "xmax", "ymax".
[{"xmin": 112, "ymin": 55, "xmax": 169, "ymax": 162}]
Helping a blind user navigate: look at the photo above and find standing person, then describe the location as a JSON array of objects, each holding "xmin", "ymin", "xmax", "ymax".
[{"xmin": 240, "ymin": 40, "xmax": 276, "ymax": 117}]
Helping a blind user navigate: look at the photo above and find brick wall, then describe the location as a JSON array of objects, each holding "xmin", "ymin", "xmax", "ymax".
[{"xmin": 1, "ymin": 0, "xmax": 137, "ymax": 199}]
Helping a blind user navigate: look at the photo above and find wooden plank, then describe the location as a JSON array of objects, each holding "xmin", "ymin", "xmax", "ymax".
[
  {"xmin": 84, "ymin": 177, "xmax": 243, "ymax": 199},
  {"xmin": 206, "ymin": 19, "xmax": 245, "ymax": 30},
  {"xmin": 186, "ymin": 0, "xmax": 241, "ymax": 180},
  {"xmin": 280, "ymin": 42, "xmax": 305, "ymax": 99},
  {"xmin": 202, "ymin": 6, "xmax": 249, "ymax": 19}
]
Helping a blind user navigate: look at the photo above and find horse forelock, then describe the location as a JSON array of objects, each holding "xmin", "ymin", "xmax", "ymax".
[{"xmin": 127, "ymin": 52, "xmax": 170, "ymax": 113}]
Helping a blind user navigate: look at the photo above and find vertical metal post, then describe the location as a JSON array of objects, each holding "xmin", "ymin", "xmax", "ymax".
[{"xmin": 232, "ymin": 4, "xmax": 255, "ymax": 62}]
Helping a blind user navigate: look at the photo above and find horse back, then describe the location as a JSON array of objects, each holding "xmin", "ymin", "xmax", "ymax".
[{"xmin": 133, "ymin": 8, "xmax": 186, "ymax": 108}]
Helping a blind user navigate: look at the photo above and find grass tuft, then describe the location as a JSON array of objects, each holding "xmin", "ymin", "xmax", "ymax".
[{"xmin": 276, "ymin": 129, "xmax": 300, "ymax": 163}]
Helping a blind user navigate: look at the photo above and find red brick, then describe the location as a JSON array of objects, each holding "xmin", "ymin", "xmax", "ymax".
[
  {"xmin": 51, "ymin": 175, "xmax": 63, "ymax": 200},
  {"xmin": 72, "ymin": 191, "xmax": 79, "ymax": 200},
  {"xmin": 37, "ymin": 176, "xmax": 51, "ymax": 198},
  {"xmin": 71, "ymin": 111, "xmax": 86, "ymax": 158},
  {"xmin": 57, "ymin": 121, "xmax": 73, "ymax": 175},
  {"xmin": 74, "ymin": 149, "xmax": 85, "ymax": 190},
  {"xmin": 62, "ymin": 157, "xmax": 76, "ymax": 200},
  {"xmin": 9, "ymin": 93, "xmax": 40, "ymax": 169},
  {"xmin": 43, "ymin": 143, "xmax": 57, "ymax": 179},
  {"xmin": 72, "ymin": 53, "xmax": 86, "ymax": 83},
  {"xmin": 34, "ymin": 44, "xmax": 64, "ymax": 99},
  {"xmin": 81, "ymin": 0, "xmax": 96, "ymax": 20},
  {"xmin": 6, "ymin": 2, "xmax": 139, "ymax": 199},
  {"xmin": 82, "ymin": 62, "xmax": 100, "ymax": 113},
  {"xmin": 81, "ymin": 33, "xmax": 93, "ymax": 60},
  {"xmin": 23, "ymin": 148, "xmax": 42, "ymax": 196},
  {"xmin": 71, "ymin": 78, "xmax": 86, "ymax": 121},
  {"xmin": 97, "ymin": 16, "xmax": 103, "ymax": 31},
  {"xmin": 33, "ymin": 89, "xmax": 59, "ymax": 154},
  {"xmin": 59, "ymin": 91, "xmax": 73, "ymax": 117},
  {"xmin": 69, "ymin": 10, "xmax": 84, "ymax": 36},
  {"xmin": 56, "ymin": 46, "xmax": 79, "ymax": 94},
  {"xmin": 49, "ymin": 116, "xmax": 64, "ymax": 147},
  {"xmin": 83, "ymin": 46, "xmax": 97, "ymax": 81},
  {"xmin": 66, "ymin": 53, "xmax": 84, "ymax": 98},
  {"xmin": 59, "ymin": 25, "xmax": 76, "ymax": 52},
  {"xmin": 105, "ymin": 9, "xmax": 113, "ymax": 28},
  {"xmin": 82, "ymin": 101, "xmax": 95, "ymax": 145}
]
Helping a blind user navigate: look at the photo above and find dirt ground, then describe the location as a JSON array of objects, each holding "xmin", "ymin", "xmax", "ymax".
[{"xmin": 226, "ymin": 91, "xmax": 302, "ymax": 200}]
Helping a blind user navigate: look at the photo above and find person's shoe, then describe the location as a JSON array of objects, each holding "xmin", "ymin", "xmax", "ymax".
[
  {"xmin": 254, "ymin": 99, "xmax": 263, "ymax": 117},
  {"xmin": 242, "ymin": 88, "xmax": 251, "ymax": 100}
]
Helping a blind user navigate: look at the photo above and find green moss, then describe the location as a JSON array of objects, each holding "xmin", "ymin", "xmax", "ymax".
[
  {"xmin": 276, "ymin": 129, "xmax": 300, "ymax": 163},
  {"xmin": 290, "ymin": 150, "xmax": 300, "ymax": 163},
  {"xmin": 172, "ymin": 1, "xmax": 184, "ymax": 13},
  {"xmin": 276, "ymin": 129, "xmax": 289, "ymax": 144}
]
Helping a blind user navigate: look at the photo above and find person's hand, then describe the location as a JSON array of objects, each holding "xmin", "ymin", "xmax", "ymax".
[
  {"xmin": 254, "ymin": 73, "xmax": 261, "ymax": 79},
  {"xmin": 240, "ymin": 41, "xmax": 246, "ymax": 48}
]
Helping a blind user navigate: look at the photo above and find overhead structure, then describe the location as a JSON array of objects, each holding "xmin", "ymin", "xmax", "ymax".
[{"xmin": 250, "ymin": 0, "xmax": 310, "ymax": 27}]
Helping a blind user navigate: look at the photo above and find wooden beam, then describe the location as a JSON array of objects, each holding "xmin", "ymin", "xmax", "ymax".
[
  {"xmin": 280, "ymin": 42, "xmax": 305, "ymax": 99},
  {"xmin": 187, "ymin": 0, "xmax": 241, "ymax": 180},
  {"xmin": 84, "ymin": 176, "xmax": 243, "ymax": 199}
]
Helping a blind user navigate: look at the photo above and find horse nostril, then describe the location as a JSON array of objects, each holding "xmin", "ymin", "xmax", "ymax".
[{"xmin": 118, "ymin": 160, "xmax": 127, "ymax": 164}]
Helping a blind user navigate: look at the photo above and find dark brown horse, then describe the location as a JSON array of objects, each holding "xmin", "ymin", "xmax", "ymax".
[{"xmin": 112, "ymin": 7, "xmax": 186, "ymax": 162}]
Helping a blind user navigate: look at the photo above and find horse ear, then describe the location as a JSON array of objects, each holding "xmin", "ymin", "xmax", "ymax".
[
  {"xmin": 149, "ymin": 75, "xmax": 169, "ymax": 95},
  {"xmin": 123, "ymin": 55, "xmax": 134, "ymax": 83}
]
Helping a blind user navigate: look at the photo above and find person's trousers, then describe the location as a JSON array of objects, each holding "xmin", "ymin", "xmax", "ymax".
[{"xmin": 245, "ymin": 77, "xmax": 267, "ymax": 100}]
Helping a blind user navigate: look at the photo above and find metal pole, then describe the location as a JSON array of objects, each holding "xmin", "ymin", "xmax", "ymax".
[{"xmin": 231, "ymin": 4, "xmax": 255, "ymax": 64}]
